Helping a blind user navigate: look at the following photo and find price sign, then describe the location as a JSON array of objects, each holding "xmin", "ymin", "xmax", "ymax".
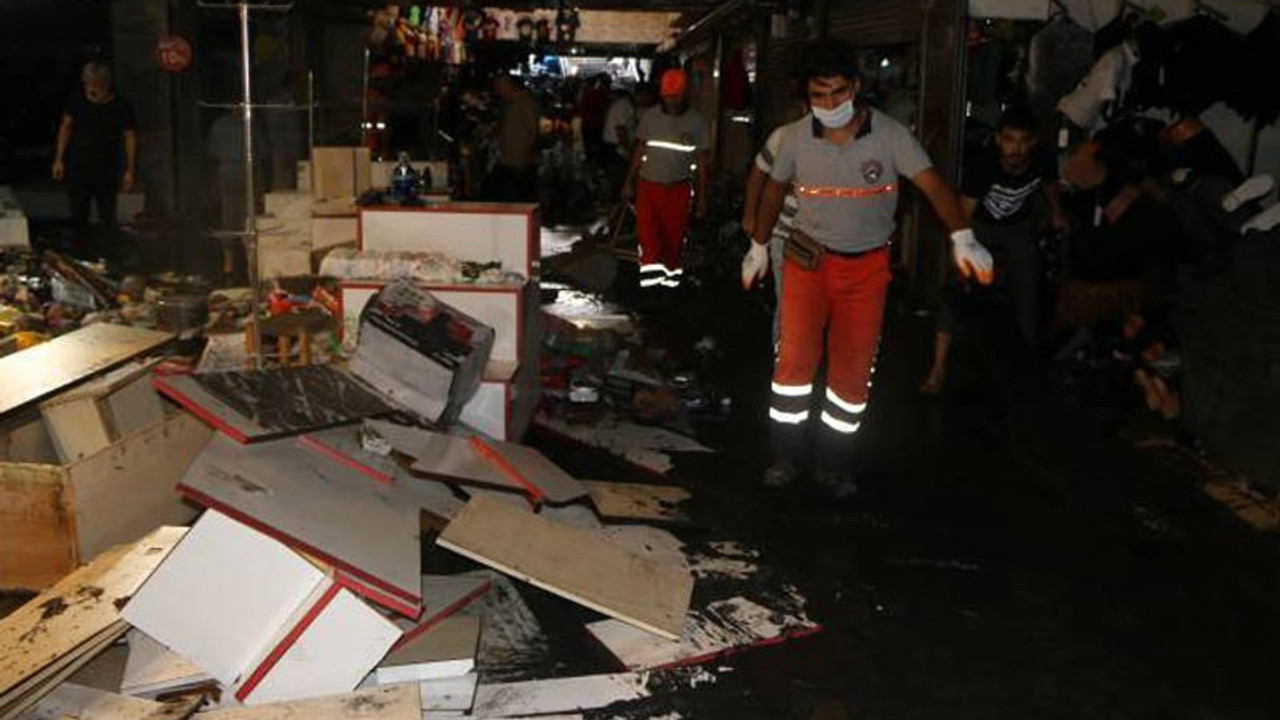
[{"xmin": 155, "ymin": 35, "xmax": 193, "ymax": 73}]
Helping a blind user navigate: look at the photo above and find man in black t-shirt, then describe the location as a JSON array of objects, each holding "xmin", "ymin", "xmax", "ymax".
[
  {"xmin": 921, "ymin": 107, "xmax": 1065, "ymax": 393},
  {"xmin": 52, "ymin": 61, "xmax": 137, "ymax": 239}
]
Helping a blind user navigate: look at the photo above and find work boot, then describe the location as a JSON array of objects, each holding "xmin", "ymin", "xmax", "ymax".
[
  {"xmin": 763, "ymin": 456, "xmax": 798, "ymax": 488},
  {"xmin": 813, "ymin": 468, "xmax": 857, "ymax": 498}
]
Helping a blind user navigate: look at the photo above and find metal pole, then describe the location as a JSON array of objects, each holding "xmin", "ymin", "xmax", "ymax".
[
  {"xmin": 361, "ymin": 47, "xmax": 371, "ymax": 148},
  {"xmin": 307, "ymin": 70, "xmax": 315, "ymax": 192},
  {"xmin": 239, "ymin": 1, "xmax": 262, "ymax": 368}
]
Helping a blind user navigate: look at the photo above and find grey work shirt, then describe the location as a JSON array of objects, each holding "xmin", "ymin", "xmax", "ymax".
[
  {"xmin": 770, "ymin": 108, "xmax": 933, "ymax": 253},
  {"xmin": 636, "ymin": 106, "xmax": 710, "ymax": 184}
]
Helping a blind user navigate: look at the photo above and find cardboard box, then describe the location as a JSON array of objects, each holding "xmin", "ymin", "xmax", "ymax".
[{"xmin": 311, "ymin": 147, "xmax": 372, "ymax": 202}]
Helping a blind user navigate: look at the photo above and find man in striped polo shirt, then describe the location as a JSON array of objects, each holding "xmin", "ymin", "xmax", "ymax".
[{"xmin": 743, "ymin": 39, "xmax": 993, "ymax": 494}]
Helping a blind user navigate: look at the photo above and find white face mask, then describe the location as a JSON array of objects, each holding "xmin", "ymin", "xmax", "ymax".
[{"xmin": 813, "ymin": 99, "xmax": 854, "ymax": 129}]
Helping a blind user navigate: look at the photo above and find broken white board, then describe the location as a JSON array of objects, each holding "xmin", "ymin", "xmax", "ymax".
[
  {"xmin": 177, "ymin": 434, "xmax": 422, "ymax": 617},
  {"xmin": 437, "ymin": 495, "xmax": 692, "ymax": 641},
  {"xmin": 120, "ymin": 629, "xmax": 211, "ymax": 698},
  {"xmin": 298, "ymin": 426, "xmax": 464, "ymax": 523},
  {"xmin": 418, "ymin": 673, "xmax": 478, "ymax": 713},
  {"xmin": 15, "ymin": 682, "xmax": 161, "ymax": 720},
  {"xmin": 532, "ymin": 413, "xmax": 711, "ymax": 476},
  {"xmin": 366, "ymin": 420, "xmax": 587, "ymax": 505},
  {"xmin": 121, "ymin": 510, "xmax": 328, "ymax": 686},
  {"xmin": 235, "ymin": 579, "xmax": 402, "ymax": 705},
  {"xmin": 470, "ymin": 673, "xmax": 652, "ymax": 718},
  {"xmin": 197, "ymin": 683, "xmax": 420, "ymax": 720},
  {"xmin": 585, "ymin": 593, "xmax": 821, "ymax": 671},
  {"xmin": 376, "ymin": 616, "xmax": 479, "ymax": 685}
]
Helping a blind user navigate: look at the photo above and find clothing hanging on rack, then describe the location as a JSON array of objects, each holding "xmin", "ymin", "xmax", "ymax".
[
  {"xmin": 1057, "ymin": 41, "xmax": 1140, "ymax": 130},
  {"xmin": 1027, "ymin": 13, "xmax": 1096, "ymax": 126}
]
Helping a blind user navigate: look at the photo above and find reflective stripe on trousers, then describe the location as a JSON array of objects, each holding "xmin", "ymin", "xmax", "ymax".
[{"xmin": 770, "ymin": 247, "xmax": 890, "ymax": 434}]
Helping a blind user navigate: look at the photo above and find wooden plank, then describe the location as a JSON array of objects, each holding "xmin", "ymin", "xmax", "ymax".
[
  {"xmin": 176, "ymin": 434, "xmax": 422, "ymax": 617},
  {"xmin": 15, "ymin": 682, "xmax": 162, "ymax": 720},
  {"xmin": 397, "ymin": 575, "xmax": 491, "ymax": 642},
  {"xmin": 1, "ymin": 622, "xmax": 128, "ymax": 720},
  {"xmin": 470, "ymin": 673, "xmax": 651, "ymax": 718},
  {"xmin": 0, "ymin": 528, "xmax": 186, "ymax": 707},
  {"xmin": 532, "ymin": 414, "xmax": 712, "ymax": 477},
  {"xmin": 205, "ymin": 684, "xmax": 419, "ymax": 720},
  {"xmin": 0, "ymin": 325, "xmax": 173, "ymax": 418},
  {"xmin": 583, "ymin": 481, "xmax": 691, "ymax": 524},
  {"xmin": 68, "ymin": 412, "xmax": 210, "ymax": 562},
  {"xmin": 376, "ymin": 616, "xmax": 479, "ymax": 684},
  {"xmin": 0, "ymin": 414, "xmax": 58, "ymax": 464},
  {"xmin": 0, "ymin": 464, "xmax": 75, "ymax": 590},
  {"xmin": 153, "ymin": 367, "xmax": 392, "ymax": 444},
  {"xmin": 436, "ymin": 496, "xmax": 692, "ymax": 641}
]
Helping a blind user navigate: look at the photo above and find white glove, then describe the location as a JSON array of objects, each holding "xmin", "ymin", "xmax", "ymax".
[
  {"xmin": 741, "ymin": 241, "xmax": 770, "ymax": 290},
  {"xmin": 950, "ymin": 228, "xmax": 993, "ymax": 285}
]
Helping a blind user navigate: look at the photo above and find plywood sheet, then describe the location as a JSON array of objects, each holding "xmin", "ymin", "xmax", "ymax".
[
  {"xmin": 0, "ymin": 325, "xmax": 172, "ymax": 418},
  {"xmin": 153, "ymin": 367, "xmax": 392, "ymax": 444},
  {"xmin": 0, "ymin": 528, "xmax": 186, "ymax": 706},
  {"xmin": 436, "ymin": 496, "xmax": 691, "ymax": 640},
  {"xmin": 176, "ymin": 434, "xmax": 421, "ymax": 616},
  {"xmin": 200, "ymin": 684, "xmax": 419, "ymax": 720},
  {"xmin": 68, "ymin": 412, "xmax": 210, "ymax": 563},
  {"xmin": 0, "ymin": 464, "xmax": 75, "ymax": 591},
  {"xmin": 583, "ymin": 481, "xmax": 691, "ymax": 524},
  {"xmin": 1, "ymin": 623, "xmax": 127, "ymax": 720},
  {"xmin": 15, "ymin": 682, "xmax": 162, "ymax": 720}
]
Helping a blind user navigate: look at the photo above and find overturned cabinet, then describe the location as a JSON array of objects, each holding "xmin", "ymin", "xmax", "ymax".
[{"xmin": 338, "ymin": 203, "xmax": 541, "ymax": 440}]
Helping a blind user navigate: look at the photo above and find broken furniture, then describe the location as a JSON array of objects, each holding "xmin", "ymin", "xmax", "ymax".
[{"xmin": 343, "ymin": 203, "xmax": 541, "ymax": 440}]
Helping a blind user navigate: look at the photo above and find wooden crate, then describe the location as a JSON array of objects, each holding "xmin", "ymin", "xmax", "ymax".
[{"xmin": 0, "ymin": 409, "xmax": 212, "ymax": 591}]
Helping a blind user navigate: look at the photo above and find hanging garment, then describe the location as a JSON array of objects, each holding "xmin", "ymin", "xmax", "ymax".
[
  {"xmin": 1027, "ymin": 14, "xmax": 1096, "ymax": 126},
  {"xmin": 1060, "ymin": 0, "xmax": 1121, "ymax": 31},
  {"xmin": 1057, "ymin": 42, "xmax": 1140, "ymax": 130}
]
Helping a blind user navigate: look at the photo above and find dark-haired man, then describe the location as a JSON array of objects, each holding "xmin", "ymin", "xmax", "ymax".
[
  {"xmin": 920, "ymin": 108, "xmax": 1067, "ymax": 393},
  {"xmin": 744, "ymin": 39, "xmax": 991, "ymax": 493}
]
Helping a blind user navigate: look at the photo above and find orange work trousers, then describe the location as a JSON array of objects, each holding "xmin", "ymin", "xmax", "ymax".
[
  {"xmin": 636, "ymin": 179, "xmax": 691, "ymax": 282},
  {"xmin": 770, "ymin": 246, "xmax": 890, "ymax": 437}
]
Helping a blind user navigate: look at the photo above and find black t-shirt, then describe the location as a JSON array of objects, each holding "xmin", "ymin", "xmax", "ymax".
[
  {"xmin": 961, "ymin": 145, "xmax": 1057, "ymax": 224},
  {"xmin": 64, "ymin": 91, "xmax": 136, "ymax": 180}
]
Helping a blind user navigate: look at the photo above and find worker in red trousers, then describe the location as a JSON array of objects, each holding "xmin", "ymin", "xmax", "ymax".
[
  {"xmin": 742, "ymin": 39, "xmax": 993, "ymax": 496},
  {"xmin": 622, "ymin": 68, "xmax": 710, "ymax": 290}
]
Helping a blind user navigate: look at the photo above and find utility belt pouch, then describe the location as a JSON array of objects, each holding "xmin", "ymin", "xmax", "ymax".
[{"xmin": 784, "ymin": 228, "xmax": 824, "ymax": 271}]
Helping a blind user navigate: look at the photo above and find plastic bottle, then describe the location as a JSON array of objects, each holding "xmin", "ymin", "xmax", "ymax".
[{"xmin": 391, "ymin": 151, "xmax": 418, "ymax": 199}]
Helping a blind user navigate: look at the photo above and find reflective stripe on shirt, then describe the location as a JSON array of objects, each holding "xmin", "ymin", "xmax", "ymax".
[{"xmin": 795, "ymin": 182, "xmax": 898, "ymax": 199}]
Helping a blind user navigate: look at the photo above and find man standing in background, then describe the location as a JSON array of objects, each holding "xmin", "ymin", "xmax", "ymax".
[
  {"xmin": 485, "ymin": 73, "xmax": 539, "ymax": 203},
  {"xmin": 622, "ymin": 69, "xmax": 709, "ymax": 291},
  {"xmin": 52, "ymin": 60, "xmax": 137, "ymax": 245}
]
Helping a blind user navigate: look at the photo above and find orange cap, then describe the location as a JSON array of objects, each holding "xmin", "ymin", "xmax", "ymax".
[{"xmin": 659, "ymin": 68, "xmax": 688, "ymax": 97}]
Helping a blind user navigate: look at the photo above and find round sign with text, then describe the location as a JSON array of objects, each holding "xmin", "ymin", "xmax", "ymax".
[{"xmin": 155, "ymin": 35, "xmax": 193, "ymax": 73}]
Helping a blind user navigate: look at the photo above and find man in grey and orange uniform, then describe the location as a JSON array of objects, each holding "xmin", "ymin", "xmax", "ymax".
[
  {"xmin": 623, "ymin": 68, "xmax": 710, "ymax": 290},
  {"xmin": 742, "ymin": 39, "xmax": 993, "ymax": 493}
]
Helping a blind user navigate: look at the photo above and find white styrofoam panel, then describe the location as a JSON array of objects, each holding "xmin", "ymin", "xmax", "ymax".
[{"xmin": 120, "ymin": 510, "xmax": 327, "ymax": 685}]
